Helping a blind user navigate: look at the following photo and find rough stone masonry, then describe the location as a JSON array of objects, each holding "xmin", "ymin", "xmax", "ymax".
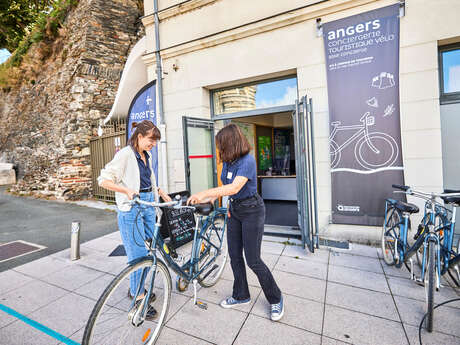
[{"xmin": 0, "ymin": 0, "xmax": 143, "ymax": 200}]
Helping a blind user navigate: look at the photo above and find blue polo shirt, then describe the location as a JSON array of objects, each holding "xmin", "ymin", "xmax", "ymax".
[
  {"xmin": 221, "ymin": 154, "xmax": 257, "ymax": 199},
  {"xmin": 134, "ymin": 150, "xmax": 152, "ymax": 190}
]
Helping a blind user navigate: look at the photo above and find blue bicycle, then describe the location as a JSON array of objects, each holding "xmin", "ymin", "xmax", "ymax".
[
  {"xmin": 82, "ymin": 197, "xmax": 228, "ymax": 345},
  {"xmin": 381, "ymin": 184, "xmax": 460, "ymax": 332}
]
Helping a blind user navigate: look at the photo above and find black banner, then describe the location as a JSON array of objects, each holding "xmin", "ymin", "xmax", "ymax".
[{"xmin": 323, "ymin": 4, "xmax": 404, "ymax": 226}]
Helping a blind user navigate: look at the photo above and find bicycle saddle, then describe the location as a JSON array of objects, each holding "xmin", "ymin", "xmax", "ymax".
[
  {"xmin": 194, "ymin": 203, "xmax": 214, "ymax": 216},
  {"xmin": 393, "ymin": 200, "xmax": 419, "ymax": 214},
  {"xmin": 441, "ymin": 189, "xmax": 460, "ymax": 207}
]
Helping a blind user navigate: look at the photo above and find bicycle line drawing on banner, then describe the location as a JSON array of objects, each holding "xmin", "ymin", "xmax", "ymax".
[{"xmin": 329, "ymin": 111, "xmax": 402, "ymax": 173}]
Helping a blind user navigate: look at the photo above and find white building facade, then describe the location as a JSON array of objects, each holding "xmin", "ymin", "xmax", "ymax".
[{"xmin": 131, "ymin": 0, "xmax": 460, "ymax": 245}]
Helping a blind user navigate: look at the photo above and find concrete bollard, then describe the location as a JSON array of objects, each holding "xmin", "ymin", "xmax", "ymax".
[{"xmin": 70, "ymin": 221, "xmax": 81, "ymax": 260}]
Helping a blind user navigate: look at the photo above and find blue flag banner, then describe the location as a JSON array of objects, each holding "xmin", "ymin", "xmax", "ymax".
[
  {"xmin": 126, "ymin": 80, "xmax": 158, "ymax": 182},
  {"xmin": 323, "ymin": 4, "xmax": 405, "ymax": 226}
]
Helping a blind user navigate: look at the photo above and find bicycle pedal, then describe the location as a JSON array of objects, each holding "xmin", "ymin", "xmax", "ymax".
[{"xmin": 195, "ymin": 300, "xmax": 208, "ymax": 310}]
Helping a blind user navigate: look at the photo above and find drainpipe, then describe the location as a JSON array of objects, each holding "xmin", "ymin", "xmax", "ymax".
[{"xmin": 153, "ymin": 0, "xmax": 169, "ymax": 192}]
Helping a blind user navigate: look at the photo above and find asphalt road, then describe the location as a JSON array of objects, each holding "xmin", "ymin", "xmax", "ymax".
[{"xmin": 0, "ymin": 187, "xmax": 118, "ymax": 272}]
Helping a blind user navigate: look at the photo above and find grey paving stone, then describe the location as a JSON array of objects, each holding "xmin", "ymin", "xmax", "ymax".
[
  {"xmin": 41, "ymin": 263, "xmax": 106, "ymax": 291},
  {"xmin": 13, "ymin": 256, "xmax": 71, "ymax": 279},
  {"xmin": 221, "ymin": 252, "xmax": 280, "ymax": 288},
  {"xmin": 0, "ymin": 269, "xmax": 34, "ymax": 295},
  {"xmin": 75, "ymin": 251, "xmax": 127, "ymax": 276},
  {"xmin": 405, "ymin": 323, "xmax": 460, "ymax": 345},
  {"xmin": 283, "ymin": 245, "xmax": 330, "ymax": 264},
  {"xmin": 81, "ymin": 237, "xmax": 123, "ymax": 254},
  {"xmin": 27, "ymin": 292, "xmax": 95, "ymax": 337},
  {"xmin": 157, "ymin": 326, "xmax": 214, "ymax": 345},
  {"xmin": 326, "ymin": 281, "xmax": 400, "ymax": 321},
  {"xmin": 328, "ymin": 265, "xmax": 389, "ymax": 293},
  {"xmin": 0, "ymin": 280, "xmax": 68, "ymax": 315},
  {"xmin": 321, "ymin": 336, "xmax": 352, "ymax": 345},
  {"xmin": 329, "ymin": 251, "xmax": 383, "ymax": 274},
  {"xmin": 166, "ymin": 298, "xmax": 247, "ymax": 345},
  {"xmin": 275, "ymin": 255, "xmax": 328, "ymax": 281},
  {"xmin": 323, "ymin": 304, "xmax": 408, "ymax": 345},
  {"xmin": 261, "ymin": 241, "xmax": 285, "ymax": 256},
  {"xmin": 272, "ymin": 270, "xmax": 326, "ymax": 303},
  {"xmin": 394, "ymin": 295, "xmax": 460, "ymax": 337},
  {"xmin": 346, "ymin": 243, "xmax": 380, "ymax": 258},
  {"xmin": 0, "ymin": 311, "xmax": 17, "ymax": 329},
  {"xmin": 195, "ymin": 277, "xmax": 261, "ymax": 313},
  {"xmin": 233, "ymin": 314, "xmax": 321, "ymax": 345},
  {"xmin": 74, "ymin": 273, "xmax": 116, "ymax": 301},
  {"xmin": 251, "ymin": 293, "xmax": 324, "ymax": 334},
  {"xmin": 166, "ymin": 292, "xmax": 192, "ymax": 322},
  {"xmin": 387, "ymin": 275, "xmax": 459, "ymax": 304},
  {"xmin": 0, "ymin": 320, "xmax": 61, "ymax": 345},
  {"xmin": 381, "ymin": 259, "xmax": 417, "ymax": 279}
]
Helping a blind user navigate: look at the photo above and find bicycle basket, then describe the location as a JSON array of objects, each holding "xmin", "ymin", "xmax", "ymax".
[{"xmin": 160, "ymin": 190, "xmax": 196, "ymax": 249}]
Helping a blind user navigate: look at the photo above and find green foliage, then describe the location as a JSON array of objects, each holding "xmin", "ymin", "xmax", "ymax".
[{"xmin": 0, "ymin": 0, "xmax": 78, "ymax": 85}]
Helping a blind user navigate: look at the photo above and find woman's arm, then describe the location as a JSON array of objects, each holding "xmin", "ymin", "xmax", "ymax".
[
  {"xmin": 100, "ymin": 180, "xmax": 137, "ymax": 200},
  {"xmin": 187, "ymin": 176, "xmax": 248, "ymax": 204},
  {"xmin": 158, "ymin": 187, "xmax": 172, "ymax": 202}
]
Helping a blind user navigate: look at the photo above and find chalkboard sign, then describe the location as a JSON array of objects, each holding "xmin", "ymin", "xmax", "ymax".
[{"xmin": 160, "ymin": 191, "xmax": 196, "ymax": 249}]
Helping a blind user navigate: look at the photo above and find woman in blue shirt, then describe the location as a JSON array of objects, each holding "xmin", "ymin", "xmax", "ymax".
[{"xmin": 188, "ymin": 124, "xmax": 284, "ymax": 321}]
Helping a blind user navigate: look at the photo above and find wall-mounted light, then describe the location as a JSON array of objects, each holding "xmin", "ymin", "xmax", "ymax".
[
  {"xmin": 399, "ymin": 0, "xmax": 405, "ymax": 17},
  {"xmin": 316, "ymin": 18, "xmax": 323, "ymax": 37}
]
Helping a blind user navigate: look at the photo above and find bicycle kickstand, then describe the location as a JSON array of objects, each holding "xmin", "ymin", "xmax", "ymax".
[
  {"xmin": 192, "ymin": 279, "xmax": 208, "ymax": 310},
  {"xmin": 409, "ymin": 258, "xmax": 415, "ymax": 281}
]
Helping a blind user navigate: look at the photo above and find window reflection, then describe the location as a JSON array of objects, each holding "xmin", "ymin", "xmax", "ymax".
[
  {"xmin": 213, "ymin": 77, "xmax": 297, "ymax": 115},
  {"xmin": 442, "ymin": 49, "xmax": 460, "ymax": 94}
]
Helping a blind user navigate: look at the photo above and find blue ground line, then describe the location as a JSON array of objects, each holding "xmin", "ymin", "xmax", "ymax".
[{"xmin": 0, "ymin": 303, "xmax": 81, "ymax": 345}]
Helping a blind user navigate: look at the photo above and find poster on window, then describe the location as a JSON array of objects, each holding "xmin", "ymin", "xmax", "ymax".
[
  {"xmin": 258, "ymin": 136, "xmax": 272, "ymax": 172},
  {"xmin": 323, "ymin": 4, "xmax": 405, "ymax": 226},
  {"xmin": 126, "ymin": 80, "xmax": 158, "ymax": 181}
]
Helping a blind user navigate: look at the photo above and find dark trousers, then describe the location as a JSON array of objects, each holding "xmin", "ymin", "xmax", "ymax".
[{"xmin": 228, "ymin": 194, "xmax": 281, "ymax": 304}]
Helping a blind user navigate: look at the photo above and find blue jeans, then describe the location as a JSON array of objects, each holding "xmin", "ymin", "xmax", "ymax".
[{"xmin": 117, "ymin": 191, "xmax": 156, "ymax": 295}]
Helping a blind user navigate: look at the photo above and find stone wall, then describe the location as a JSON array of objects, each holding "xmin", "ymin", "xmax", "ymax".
[{"xmin": 0, "ymin": 0, "xmax": 143, "ymax": 199}]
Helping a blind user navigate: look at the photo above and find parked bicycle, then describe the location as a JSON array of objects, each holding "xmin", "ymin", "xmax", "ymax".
[
  {"xmin": 381, "ymin": 184, "xmax": 460, "ymax": 332},
  {"xmin": 82, "ymin": 196, "xmax": 228, "ymax": 345}
]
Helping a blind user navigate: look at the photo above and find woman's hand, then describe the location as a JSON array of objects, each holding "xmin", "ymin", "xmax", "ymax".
[
  {"xmin": 126, "ymin": 189, "xmax": 137, "ymax": 200},
  {"xmin": 187, "ymin": 192, "xmax": 207, "ymax": 205},
  {"xmin": 160, "ymin": 190, "xmax": 172, "ymax": 202}
]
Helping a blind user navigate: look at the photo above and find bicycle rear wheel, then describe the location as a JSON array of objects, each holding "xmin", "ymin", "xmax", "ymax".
[
  {"xmin": 198, "ymin": 212, "xmax": 228, "ymax": 288},
  {"xmin": 425, "ymin": 240, "xmax": 435, "ymax": 333},
  {"xmin": 82, "ymin": 258, "xmax": 171, "ymax": 345},
  {"xmin": 381, "ymin": 206, "xmax": 401, "ymax": 266}
]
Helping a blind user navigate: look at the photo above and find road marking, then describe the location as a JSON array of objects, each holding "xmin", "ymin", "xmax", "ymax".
[{"xmin": 0, "ymin": 303, "xmax": 81, "ymax": 345}]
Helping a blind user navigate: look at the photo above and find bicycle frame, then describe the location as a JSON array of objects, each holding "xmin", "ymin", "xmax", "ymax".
[
  {"xmin": 329, "ymin": 112, "xmax": 380, "ymax": 155},
  {"xmin": 144, "ymin": 206, "xmax": 228, "ymax": 284}
]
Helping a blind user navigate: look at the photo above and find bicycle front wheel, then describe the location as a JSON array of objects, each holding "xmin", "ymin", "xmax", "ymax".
[
  {"xmin": 425, "ymin": 240, "xmax": 435, "ymax": 333},
  {"xmin": 381, "ymin": 206, "xmax": 401, "ymax": 266},
  {"xmin": 198, "ymin": 212, "xmax": 228, "ymax": 288},
  {"xmin": 82, "ymin": 258, "xmax": 172, "ymax": 345}
]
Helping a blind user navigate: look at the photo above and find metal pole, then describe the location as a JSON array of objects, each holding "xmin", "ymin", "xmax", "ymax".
[
  {"xmin": 153, "ymin": 0, "xmax": 169, "ymax": 192},
  {"xmin": 70, "ymin": 221, "xmax": 80, "ymax": 260}
]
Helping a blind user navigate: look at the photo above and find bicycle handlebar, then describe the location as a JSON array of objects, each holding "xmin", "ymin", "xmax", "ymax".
[
  {"xmin": 392, "ymin": 185, "xmax": 460, "ymax": 199},
  {"xmin": 124, "ymin": 197, "xmax": 197, "ymax": 211}
]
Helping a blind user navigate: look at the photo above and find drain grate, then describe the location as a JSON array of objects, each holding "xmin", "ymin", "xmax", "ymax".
[
  {"xmin": 319, "ymin": 238, "xmax": 350, "ymax": 249},
  {"xmin": 0, "ymin": 241, "xmax": 45, "ymax": 263}
]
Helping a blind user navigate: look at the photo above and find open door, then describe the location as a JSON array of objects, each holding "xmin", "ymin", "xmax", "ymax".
[
  {"xmin": 293, "ymin": 96, "xmax": 319, "ymax": 252},
  {"xmin": 182, "ymin": 117, "xmax": 217, "ymax": 195}
]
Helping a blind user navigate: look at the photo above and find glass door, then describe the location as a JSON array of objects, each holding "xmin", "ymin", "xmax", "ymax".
[
  {"xmin": 292, "ymin": 96, "xmax": 318, "ymax": 253},
  {"xmin": 182, "ymin": 117, "xmax": 217, "ymax": 195}
]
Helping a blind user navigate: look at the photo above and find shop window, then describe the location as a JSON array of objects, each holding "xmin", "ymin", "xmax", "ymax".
[
  {"xmin": 439, "ymin": 44, "xmax": 460, "ymax": 104},
  {"xmin": 212, "ymin": 77, "xmax": 298, "ymax": 116}
]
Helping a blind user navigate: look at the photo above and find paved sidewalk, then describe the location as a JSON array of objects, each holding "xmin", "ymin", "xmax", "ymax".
[{"xmin": 0, "ymin": 233, "xmax": 459, "ymax": 345}]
